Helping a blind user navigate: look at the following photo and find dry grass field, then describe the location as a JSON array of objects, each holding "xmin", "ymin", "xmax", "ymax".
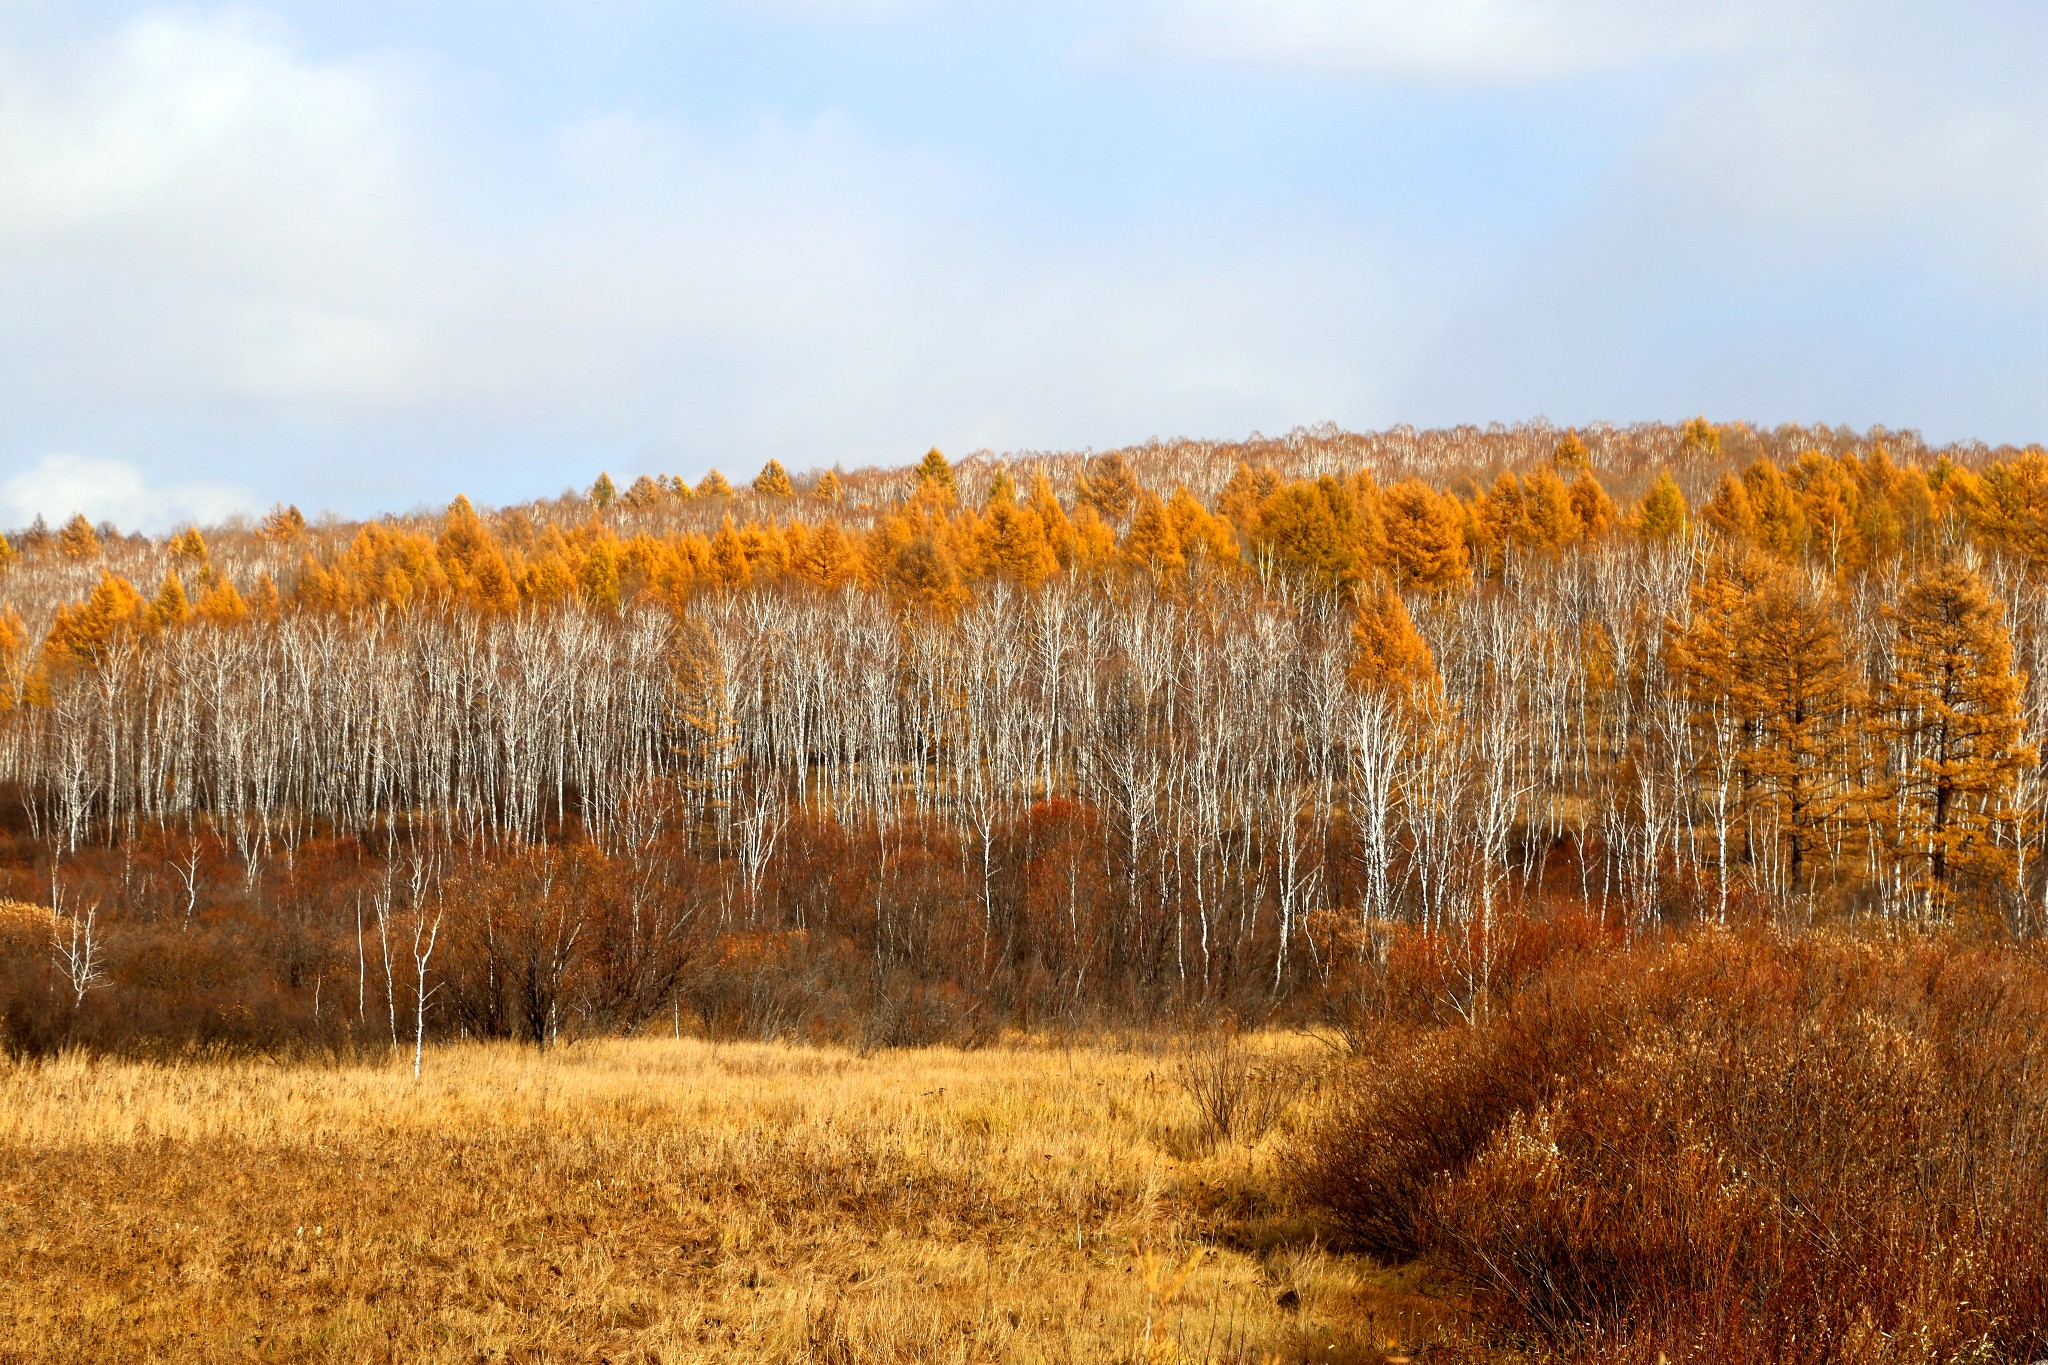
[{"xmin": 0, "ymin": 1034, "xmax": 1447, "ymax": 1364}]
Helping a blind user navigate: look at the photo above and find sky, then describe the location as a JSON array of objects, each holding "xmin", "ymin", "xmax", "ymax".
[{"xmin": 0, "ymin": 0, "xmax": 2042, "ymax": 529}]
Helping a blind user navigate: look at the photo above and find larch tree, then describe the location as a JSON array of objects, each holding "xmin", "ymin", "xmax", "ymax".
[
  {"xmin": 914, "ymin": 448, "xmax": 958, "ymax": 504},
  {"xmin": 753, "ymin": 460, "xmax": 795, "ymax": 499},
  {"xmin": 1122, "ymin": 492, "xmax": 1186, "ymax": 578},
  {"xmin": 57, "ymin": 514, "xmax": 101, "ymax": 559},
  {"xmin": 1737, "ymin": 574, "xmax": 1859, "ymax": 892},
  {"xmin": 1349, "ymin": 585, "xmax": 1437, "ymax": 702},
  {"xmin": 1077, "ymin": 454, "xmax": 1138, "ymax": 523},
  {"xmin": 1636, "ymin": 472, "xmax": 1688, "ymax": 541},
  {"xmin": 1877, "ymin": 558, "xmax": 2034, "ymax": 917},
  {"xmin": 1381, "ymin": 480, "xmax": 1470, "ymax": 591}
]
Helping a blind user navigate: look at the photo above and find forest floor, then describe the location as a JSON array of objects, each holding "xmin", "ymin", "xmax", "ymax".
[{"xmin": 0, "ymin": 1033, "xmax": 1462, "ymax": 1364}]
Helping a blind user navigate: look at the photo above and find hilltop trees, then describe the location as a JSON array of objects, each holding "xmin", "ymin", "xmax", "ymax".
[{"xmin": 3, "ymin": 420, "xmax": 2047, "ymax": 1054}]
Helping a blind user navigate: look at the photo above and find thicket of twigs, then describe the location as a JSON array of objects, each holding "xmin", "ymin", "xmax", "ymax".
[{"xmin": 1301, "ymin": 916, "xmax": 2048, "ymax": 1363}]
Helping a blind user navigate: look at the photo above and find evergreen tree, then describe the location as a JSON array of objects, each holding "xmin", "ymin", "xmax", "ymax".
[
  {"xmin": 57, "ymin": 514, "xmax": 101, "ymax": 559},
  {"xmin": 258, "ymin": 504, "xmax": 308, "ymax": 542},
  {"xmin": 1350, "ymin": 585, "xmax": 1437, "ymax": 701},
  {"xmin": 1567, "ymin": 471, "xmax": 1615, "ymax": 539},
  {"xmin": 914, "ymin": 448, "xmax": 957, "ymax": 503},
  {"xmin": 1077, "ymin": 454, "xmax": 1137, "ymax": 522},
  {"xmin": 1701, "ymin": 472, "xmax": 1756, "ymax": 542},
  {"xmin": 1636, "ymin": 471, "xmax": 1688, "ymax": 540},
  {"xmin": 1738, "ymin": 575, "xmax": 1858, "ymax": 891},
  {"xmin": 1381, "ymin": 479, "xmax": 1470, "ymax": 590},
  {"xmin": 590, "ymin": 473, "xmax": 618, "ymax": 508},
  {"xmin": 1877, "ymin": 559, "xmax": 2034, "ymax": 915},
  {"xmin": 1122, "ymin": 492, "xmax": 1186, "ymax": 578},
  {"xmin": 146, "ymin": 571, "xmax": 191, "ymax": 632}
]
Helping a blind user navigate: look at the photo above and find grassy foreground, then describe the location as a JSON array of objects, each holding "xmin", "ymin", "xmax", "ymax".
[{"xmin": 0, "ymin": 1034, "xmax": 1441, "ymax": 1364}]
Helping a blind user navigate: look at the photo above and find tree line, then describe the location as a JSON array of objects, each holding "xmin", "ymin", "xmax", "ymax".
[{"xmin": 1, "ymin": 418, "xmax": 2044, "ymax": 1050}]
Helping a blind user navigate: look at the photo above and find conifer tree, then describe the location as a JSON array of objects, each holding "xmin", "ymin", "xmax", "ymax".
[
  {"xmin": 979, "ymin": 500, "xmax": 1057, "ymax": 587},
  {"xmin": 914, "ymin": 448, "xmax": 957, "ymax": 503},
  {"xmin": 251, "ymin": 573, "xmax": 283, "ymax": 618},
  {"xmin": 753, "ymin": 460, "xmax": 794, "ymax": 499},
  {"xmin": 793, "ymin": 520, "xmax": 860, "ymax": 588},
  {"xmin": 1553, "ymin": 429, "xmax": 1591, "ymax": 471},
  {"xmin": 1349, "ymin": 585, "xmax": 1437, "ymax": 701},
  {"xmin": 1567, "ymin": 471, "xmax": 1615, "ymax": 539},
  {"xmin": 258, "ymin": 504, "xmax": 307, "ymax": 543},
  {"xmin": 697, "ymin": 516, "xmax": 743, "ymax": 588},
  {"xmin": 1028, "ymin": 472, "xmax": 1078, "ymax": 567},
  {"xmin": 590, "ymin": 473, "xmax": 618, "ymax": 508},
  {"xmin": 1217, "ymin": 461, "xmax": 1281, "ymax": 528},
  {"xmin": 1743, "ymin": 459, "xmax": 1806, "ymax": 560},
  {"xmin": 57, "ymin": 514, "xmax": 101, "ymax": 559},
  {"xmin": 1680, "ymin": 416, "xmax": 1722, "ymax": 460},
  {"xmin": 1166, "ymin": 488, "xmax": 1237, "ymax": 567},
  {"xmin": 0, "ymin": 533, "xmax": 16, "ymax": 570},
  {"xmin": 1476, "ymin": 472, "xmax": 1530, "ymax": 570},
  {"xmin": 147, "ymin": 571, "xmax": 191, "ymax": 632},
  {"xmin": 1256, "ymin": 480, "xmax": 1357, "ymax": 588},
  {"xmin": 1636, "ymin": 471, "xmax": 1688, "ymax": 540},
  {"xmin": 1737, "ymin": 574, "xmax": 1858, "ymax": 891},
  {"xmin": 168, "ymin": 528, "xmax": 208, "ymax": 562},
  {"xmin": 1077, "ymin": 454, "xmax": 1137, "ymax": 522},
  {"xmin": 1972, "ymin": 450, "xmax": 2048, "ymax": 569},
  {"xmin": 1380, "ymin": 479, "xmax": 1470, "ymax": 590},
  {"xmin": 195, "ymin": 576, "xmax": 249, "ymax": 625},
  {"xmin": 1701, "ymin": 472, "xmax": 1756, "ymax": 542},
  {"xmin": 1877, "ymin": 559, "xmax": 2034, "ymax": 915},
  {"xmin": 815, "ymin": 469, "xmax": 845, "ymax": 504},
  {"xmin": 44, "ymin": 571, "xmax": 144, "ymax": 666},
  {"xmin": 581, "ymin": 536, "xmax": 625, "ymax": 606},
  {"xmin": 439, "ymin": 497, "xmax": 518, "ymax": 611},
  {"xmin": 1522, "ymin": 466, "xmax": 1577, "ymax": 549},
  {"xmin": 0, "ymin": 605, "xmax": 23, "ymax": 713},
  {"xmin": 1122, "ymin": 492, "xmax": 1186, "ymax": 578},
  {"xmin": 696, "ymin": 469, "xmax": 734, "ymax": 498},
  {"xmin": 623, "ymin": 475, "xmax": 665, "ymax": 508}
]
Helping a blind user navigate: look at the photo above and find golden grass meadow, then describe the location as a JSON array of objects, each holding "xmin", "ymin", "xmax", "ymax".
[{"xmin": 0, "ymin": 1033, "xmax": 1441, "ymax": 1364}]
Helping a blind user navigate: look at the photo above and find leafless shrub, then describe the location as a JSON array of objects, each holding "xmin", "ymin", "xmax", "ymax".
[{"xmin": 1174, "ymin": 1029, "xmax": 1306, "ymax": 1149}]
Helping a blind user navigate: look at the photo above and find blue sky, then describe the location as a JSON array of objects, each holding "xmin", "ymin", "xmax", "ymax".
[{"xmin": 0, "ymin": 0, "xmax": 2042, "ymax": 527}]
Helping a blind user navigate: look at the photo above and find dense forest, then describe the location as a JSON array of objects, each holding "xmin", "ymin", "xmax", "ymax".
[{"xmin": 2, "ymin": 416, "xmax": 2045, "ymax": 1052}]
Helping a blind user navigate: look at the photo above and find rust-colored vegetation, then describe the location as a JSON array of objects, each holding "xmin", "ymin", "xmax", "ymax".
[{"xmin": 2, "ymin": 419, "xmax": 2046, "ymax": 1360}]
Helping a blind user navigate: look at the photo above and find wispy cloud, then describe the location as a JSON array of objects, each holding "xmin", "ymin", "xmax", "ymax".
[
  {"xmin": 0, "ymin": 2, "xmax": 2038, "ymax": 517},
  {"xmin": 2, "ymin": 455, "xmax": 250, "ymax": 533}
]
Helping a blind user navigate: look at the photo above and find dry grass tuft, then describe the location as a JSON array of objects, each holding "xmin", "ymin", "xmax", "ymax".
[{"xmin": 0, "ymin": 1032, "xmax": 1417, "ymax": 1363}]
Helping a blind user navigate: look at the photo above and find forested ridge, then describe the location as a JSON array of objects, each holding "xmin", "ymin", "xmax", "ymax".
[{"xmin": 2, "ymin": 416, "xmax": 2046, "ymax": 1050}]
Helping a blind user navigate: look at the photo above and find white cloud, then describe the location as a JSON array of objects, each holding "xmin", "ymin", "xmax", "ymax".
[
  {"xmin": 0, "ymin": 10, "xmax": 1436, "ymax": 505},
  {"xmin": 1, "ymin": 455, "xmax": 250, "ymax": 532},
  {"xmin": 1089, "ymin": 0, "xmax": 1765, "ymax": 83},
  {"xmin": 0, "ymin": 3, "xmax": 2038, "ymax": 516}
]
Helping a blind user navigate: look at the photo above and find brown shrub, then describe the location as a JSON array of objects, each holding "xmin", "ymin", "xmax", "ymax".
[
  {"xmin": 1300, "ymin": 950, "xmax": 1640, "ymax": 1258},
  {"xmin": 1302, "ymin": 925, "xmax": 2048, "ymax": 1362}
]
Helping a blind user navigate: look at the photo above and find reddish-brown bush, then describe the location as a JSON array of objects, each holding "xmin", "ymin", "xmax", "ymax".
[{"xmin": 1303, "ymin": 926, "xmax": 2048, "ymax": 1362}]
